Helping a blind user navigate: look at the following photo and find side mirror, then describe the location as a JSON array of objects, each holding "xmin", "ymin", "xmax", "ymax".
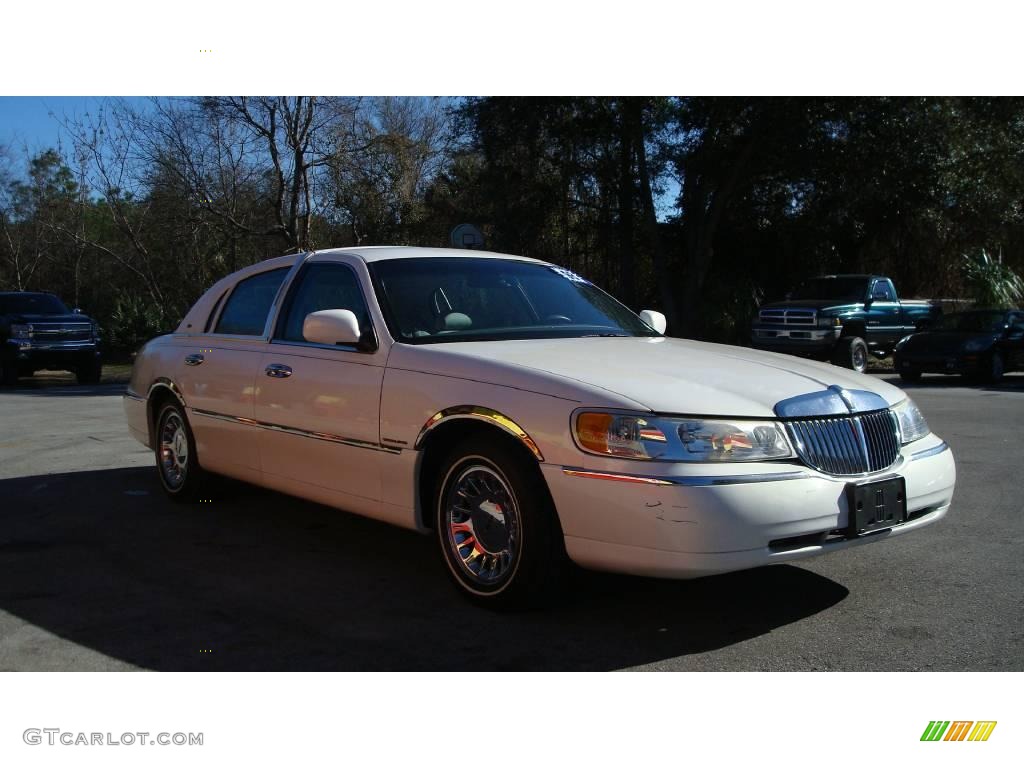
[
  {"xmin": 303, "ymin": 309, "xmax": 362, "ymax": 347},
  {"xmin": 639, "ymin": 309, "xmax": 667, "ymax": 335}
]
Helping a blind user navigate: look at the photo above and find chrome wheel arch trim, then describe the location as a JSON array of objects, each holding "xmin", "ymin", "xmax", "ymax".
[
  {"xmin": 415, "ymin": 405, "xmax": 544, "ymax": 461},
  {"xmin": 147, "ymin": 378, "xmax": 188, "ymax": 408}
]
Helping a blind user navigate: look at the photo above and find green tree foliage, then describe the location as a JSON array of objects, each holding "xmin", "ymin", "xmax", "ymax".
[{"xmin": 1, "ymin": 96, "xmax": 1023, "ymax": 354}]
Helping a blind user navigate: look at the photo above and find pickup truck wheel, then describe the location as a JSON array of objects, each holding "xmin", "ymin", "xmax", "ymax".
[
  {"xmin": 434, "ymin": 435, "xmax": 562, "ymax": 609},
  {"xmin": 983, "ymin": 351, "xmax": 1005, "ymax": 384},
  {"xmin": 155, "ymin": 402, "xmax": 206, "ymax": 502},
  {"xmin": 0, "ymin": 361, "xmax": 17, "ymax": 386},
  {"xmin": 833, "ymin": 335, "xmax": 869, "ymax": 373},
  {"xmin": 76, "ymin": 360, "xmax": 102, "ymax": 385}
]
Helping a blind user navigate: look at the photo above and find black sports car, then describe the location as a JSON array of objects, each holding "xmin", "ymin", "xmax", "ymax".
[{"xmin": 894, "ymin": 309, "xmax": 1024, "ymax": 383}]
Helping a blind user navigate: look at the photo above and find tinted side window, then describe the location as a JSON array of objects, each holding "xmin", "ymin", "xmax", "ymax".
[
  {"xmin": 872, "ymin": 280, "xmax": 896, "ymax": 301},
  {"xmin": 277, "ymin": 263, "xmax": 372, "ymax": 344},
  {"xmin": 214, "ymin": 268, "xmax": 289, "ymax": 336}
]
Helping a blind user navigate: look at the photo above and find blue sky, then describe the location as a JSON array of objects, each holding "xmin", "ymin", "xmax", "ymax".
[
  {"xmin": 0, "ymin": 97, "xmax": 123, "ymax": 153},
  {"xmin": 1, "ymin": 96, "xmax": 680, "ymax": 219}
]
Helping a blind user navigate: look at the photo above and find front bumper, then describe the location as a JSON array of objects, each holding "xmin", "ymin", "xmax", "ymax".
[
  {"xmin": 750, "ymin": 325, "xmax": 840, "ymax": 354},
  {"xmin": 895, "ymin": 352, "xmax": 985, "ymax": 376},
  {"xmin": 3, "ymin": 338, "xmax": 100, "ymax": 370},
  {"xmin": 543, "ymin": 434, "xmax": 955, "ymax": 578}
]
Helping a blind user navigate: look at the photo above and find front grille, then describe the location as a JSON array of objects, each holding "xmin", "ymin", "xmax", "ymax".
[
  {"xmin": 785, "ymin": 410, "xmax": 901, "ymax": 475},
  {"xmin": 29, "ymin": 322, "xmax": 93, "ymax": 342},
  {"xmin": 759, "ymin": 308, "xmax": 816, "ymax": 326}
]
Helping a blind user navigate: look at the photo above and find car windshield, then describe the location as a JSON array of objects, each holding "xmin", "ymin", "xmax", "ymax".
[
  {"xmin": 934, "ymin": 311, "xmax": 1009, "ymax": 333},
  {"xmin": 369, "ymin": 257, "xmax": 659, "ymax": 343},
  {"xmin": 789, "ymin": 277, "xmax": 869, "ymax": 301},
  {"xmin": 0, "ymin": 293, "xmax": 69, "ymax": 315}
]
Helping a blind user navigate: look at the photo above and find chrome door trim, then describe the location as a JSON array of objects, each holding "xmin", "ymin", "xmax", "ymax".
[
  {"xmin": 189, "ymin": 408, "xmax": 401, "ymax": 454},
  {"xmin": 184, "ymin": 353, "xmax": 205, "ymax": 366},
  {"xmin": 264, "ymin": 363, "xmax": 293, "ymax": 378}
]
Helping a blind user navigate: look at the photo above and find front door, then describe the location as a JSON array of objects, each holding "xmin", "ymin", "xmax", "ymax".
[{"xmin": 253, "ymin": 259, "xmax": 388, "ymax": 512}]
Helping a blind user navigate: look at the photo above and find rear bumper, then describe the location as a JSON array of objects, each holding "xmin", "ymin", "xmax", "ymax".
[
  {"xmin": 123, "ymin": 390, "xmax": 150, "ymax": 447},
  {"xmin": 544, "ymin": 434, "xmax": 955, "ymax": 579}
]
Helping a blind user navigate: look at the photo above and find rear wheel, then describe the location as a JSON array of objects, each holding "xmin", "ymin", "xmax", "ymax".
[
  {"xmin": 832, "ymin": 335, "xmax": 869, "ymax": 373},
  {"xmin": 433, "ymin": 434, "xmax": 563, "ymax": 609},
  {"xmin": 155, "ymin": 401, "xmax": 207, "ymax": 502}
]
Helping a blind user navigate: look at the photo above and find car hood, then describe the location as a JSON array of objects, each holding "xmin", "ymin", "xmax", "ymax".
[
  {"xmin": 5, "ymin": 313, "xmax": 93, "ymax": 324},
  {"xmin": 393, "ymin": 336, "xmax": 907, "ymax": 417}
]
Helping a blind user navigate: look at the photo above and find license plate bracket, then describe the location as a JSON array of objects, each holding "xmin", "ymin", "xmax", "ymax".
[{"xmin": 846, "ymin": 476, "xmax": 907, "ymax": 536}]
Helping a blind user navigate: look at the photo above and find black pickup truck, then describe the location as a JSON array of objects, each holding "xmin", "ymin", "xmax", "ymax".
[
  {"xmin": 751, "ymin": 275, "xmax": 941, "ymax": 373},
  {"xmin": 1, "ymin": 292, "xmax": 103, "ymax": 385}
]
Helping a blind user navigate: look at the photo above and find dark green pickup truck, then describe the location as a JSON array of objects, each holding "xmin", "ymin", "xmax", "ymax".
[{"xmin": 750, "ymin": 275, "xmax": 941, "ymax": 373}]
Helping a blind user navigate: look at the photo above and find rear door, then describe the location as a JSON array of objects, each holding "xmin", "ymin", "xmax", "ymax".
[
  {"xmin": 253, "ymin": 256, "xmax": 388, "ymax": 512},
  {"xmin": 178, "ymin": 265, "xmax": 291, "ymax": 478}
]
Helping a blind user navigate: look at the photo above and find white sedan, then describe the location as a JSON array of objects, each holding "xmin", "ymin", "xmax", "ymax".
[{"xmin": 124, "ymin": 247, "xmax": 956, "ymax": 607}]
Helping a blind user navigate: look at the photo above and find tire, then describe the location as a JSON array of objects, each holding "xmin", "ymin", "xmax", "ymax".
[
  {"xmin": 832, "ymin": 335, "xmax": 869, "ymax": 373},
  {"xmin": 0, "ymin": 360, "xmax": 17, "ymax": 386},
  {"xmin": 899, "ymin": 370, "xmax": 922, "ymax": 383},
  {"xmin": 982, "ymin": 351, "xmax": 1005, "ymax": 384},
  {"xmin": 154, "ymin": 401, "xmax": 207, "ymax": 502},
  {"xmin": 76, "ymin": 359, "xmax": 102, "ymax": 385},
  {"xmin": 433, "ymin": 434, "xmax": 564, "ymax": 609}
]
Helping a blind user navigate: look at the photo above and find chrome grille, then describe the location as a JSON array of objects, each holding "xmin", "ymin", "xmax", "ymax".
[
  {"xmin": 785, "ymin": 410, "xmax": 901, "ymax": 475},
  {"xmin": 29, "ymin": 322, "xmax": 92, "ymax": 341},
  {"xmin": 759, "ymin": 308, "xmax": 816, "ymax": 326}
]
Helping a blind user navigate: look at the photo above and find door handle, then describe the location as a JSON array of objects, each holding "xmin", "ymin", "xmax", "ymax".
[
  {"xmin": 265, "ymin": 363, "xmax": 293, "ymax": 378},
  {"xmin": 184, "ymin": 353, "xmax": 205, "ymax": 366}
]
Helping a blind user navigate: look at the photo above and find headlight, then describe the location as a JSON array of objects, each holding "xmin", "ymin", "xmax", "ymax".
[
  {"xmin": 574, "ymin": 411, "xmax": 795, "ymax": 462},
  {"xmin": 893, "ymin": 398, "xmax": 929, "ymax": 444},
  {"xmin": 963, "ymin": 337, "xmax": 992, "ymax": 353},
  {"xmin": 10, "ymin": 323, "xmax": 32, "ymax": 339},
  {"xmin": 817, "ymin": 316, "xmax": 842, "ymax": 328}
]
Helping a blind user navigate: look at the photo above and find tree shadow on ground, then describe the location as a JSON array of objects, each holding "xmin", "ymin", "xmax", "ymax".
[{"xmin": 0, "ymin": 466, "xmax": 848, "ymax": 671}]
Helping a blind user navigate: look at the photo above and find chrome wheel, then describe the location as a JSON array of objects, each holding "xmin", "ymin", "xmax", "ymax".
[
  {"xmin": 159, "ymin": 411, "xmax": 189, "ymax": 490},
  {"xmin": 443, "ymin": 463, "xmax": 521, "ymax": 588},
  {"xmin": 852, "ymin": 345, "xmax": 867, "ymax": 372}
]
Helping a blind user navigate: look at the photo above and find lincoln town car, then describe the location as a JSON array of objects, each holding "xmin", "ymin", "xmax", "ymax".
[{"xmin": 123, "ymin": 247, "xmax": 956, "ymax": 607}]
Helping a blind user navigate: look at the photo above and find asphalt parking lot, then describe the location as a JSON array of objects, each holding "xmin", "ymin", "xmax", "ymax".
[{"xmin": 0, "ymin": 371, "xmax": 1021, "ymax": 671}]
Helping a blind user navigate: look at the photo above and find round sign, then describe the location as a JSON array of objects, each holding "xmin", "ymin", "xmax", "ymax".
[{"xmin": 450, "ymin": 223, "xmax": 485, "ymax": 250}]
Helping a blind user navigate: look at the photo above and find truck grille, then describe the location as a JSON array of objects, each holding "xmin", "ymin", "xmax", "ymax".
[
  {"xmin": 785, "ymin": 410, "xmax": 901, "ymax": 475},
  {"xmin": 759, "ymin": 308, "xmax": 817, "ymax": 326},
  {"xmin": 29, "ymin": 322, "xmax": 93, "ymax": 342}
]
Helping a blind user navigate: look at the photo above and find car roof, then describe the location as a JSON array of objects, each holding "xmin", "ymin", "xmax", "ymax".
[{"xmin": 310, "ymin": 245, "xmax": 549, "ymax": 265}]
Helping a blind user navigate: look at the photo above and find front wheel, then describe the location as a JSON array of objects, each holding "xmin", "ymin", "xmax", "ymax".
[
  {"xmin": 982, "ymin": 351, "xmax": 1005, "ymax": 384},
  {"xmin": 434, "ymin": 435, "xmax": 563, "ymax": 609},
  {"xmin": 76, "ymin": 359, "xmax": 102, "ymax": 385},
  {"xmin": 832, "ymin": 335, "xmax": 869, "ymax": 373},
  {"xmin": 155, "ymin": 401, "xmax": 207, "ymax": 502}
]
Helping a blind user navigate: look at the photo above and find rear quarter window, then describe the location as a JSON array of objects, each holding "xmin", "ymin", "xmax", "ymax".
[{"xmin": 214, "ymin": 268, "xmax": 289, "ymax": 336}]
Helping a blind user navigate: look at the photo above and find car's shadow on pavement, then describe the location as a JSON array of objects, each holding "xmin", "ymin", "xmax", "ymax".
[{"xmin": 0, "ymin": 466, "xmax": 849, "ymax": 671}]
